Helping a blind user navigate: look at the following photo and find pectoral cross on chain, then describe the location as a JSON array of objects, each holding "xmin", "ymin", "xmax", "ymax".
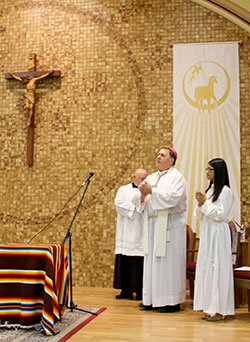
[
  {"xmin": 155, "ymin": 170, "xmax": 168, "ymax": 187},
  {"xmin": 5, "ymin": 53, "xmax": 61, "ymax": 166}
]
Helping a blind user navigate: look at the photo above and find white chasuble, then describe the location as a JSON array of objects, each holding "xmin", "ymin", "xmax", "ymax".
[{"xmin": 143, "ymin": 167, "xmax": 176, "ymax": 257}]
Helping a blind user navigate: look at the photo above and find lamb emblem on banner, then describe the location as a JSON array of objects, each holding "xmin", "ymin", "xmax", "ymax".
[{"xmin": 182, "ymin": 61, "xmax": 230, "ymax": 114}]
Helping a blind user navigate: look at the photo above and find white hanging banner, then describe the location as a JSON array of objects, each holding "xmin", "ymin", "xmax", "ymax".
[{"xmin": 173, "ymin": 42, "xmax": 240, "ymax": 233}]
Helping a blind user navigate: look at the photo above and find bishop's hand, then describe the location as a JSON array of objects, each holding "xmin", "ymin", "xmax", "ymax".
[{"xmin": 139, "ymin": 181, "xmax": 152, "ymax": 196}]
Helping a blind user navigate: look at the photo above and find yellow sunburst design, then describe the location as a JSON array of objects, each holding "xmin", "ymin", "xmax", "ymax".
[{"xmin": 174, "ymin": 100, "xmax": 240, "ymax": 233}]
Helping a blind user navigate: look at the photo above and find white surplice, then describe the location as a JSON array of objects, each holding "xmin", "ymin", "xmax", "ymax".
[
  {"xmin": 194, "ymin": 185, "xmax": 235, "ymax": 316},
  {"xmin": 133, "ymin": 167, "xmax": 187, "ymax": 307},
  {"xmin": 115, "ymin": 184, "xmax": 144, "ymax": 256}
]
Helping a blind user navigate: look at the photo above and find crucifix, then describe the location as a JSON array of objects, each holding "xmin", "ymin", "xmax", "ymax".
[{"xmin": 5, "ymin": 53, "xmax": 61, "ymax": 166}]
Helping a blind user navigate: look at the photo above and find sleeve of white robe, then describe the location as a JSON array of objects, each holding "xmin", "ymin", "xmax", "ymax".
[
  {"xmin": 195, "ymin": 203, "xmax": 203, "ymax": 220},
  {"xmin": 198, "ymin": 186, "xmax": 234, "ymax": 222},
  {"xmin": 132, "ymin": 191, "xmax": 149, "ymax": 214},
  {"xmin": 115, "ymin": 185, "xmax": 136, "ymax": 219}
]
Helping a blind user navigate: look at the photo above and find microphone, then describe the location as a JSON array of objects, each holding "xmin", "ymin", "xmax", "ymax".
[{"xmin": 81, "ymin": 172, "xmax": 94, "ymax": 186}]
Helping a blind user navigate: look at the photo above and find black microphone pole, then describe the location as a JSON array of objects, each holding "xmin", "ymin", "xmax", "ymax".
[
  {"xmin": 62, "ymin": 172, "xmax": 97, "ymax": 315},
  {"xmin": 63, "ymin": 172, "xmax": 94, "ymax": 245}
]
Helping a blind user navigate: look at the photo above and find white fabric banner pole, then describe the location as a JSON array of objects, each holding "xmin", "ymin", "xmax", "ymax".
[{"xmin": 173, "ymin": 42, "xmax": 240, "ymax": 233}]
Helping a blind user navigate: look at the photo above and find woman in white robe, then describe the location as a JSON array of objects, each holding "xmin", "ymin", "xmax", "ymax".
[{"xmin": 194, "ymin": 158, "xmax": 235, "ymax": 321}]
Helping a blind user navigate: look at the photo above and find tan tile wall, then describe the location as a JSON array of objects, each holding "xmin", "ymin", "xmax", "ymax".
[{"xmin": 0, "ymin": 0, "xmax": 249, "ymax": 287}]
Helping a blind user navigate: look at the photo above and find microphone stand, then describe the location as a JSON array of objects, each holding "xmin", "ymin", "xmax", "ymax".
[{"xmin": 62, "ymin": 178, "xmax": 97, "ymax": 316}]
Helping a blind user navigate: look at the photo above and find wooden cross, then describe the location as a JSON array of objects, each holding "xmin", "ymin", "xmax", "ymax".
[{"xmin": 5, "ymin": 53, "xmax": 61, "ymax": 166}]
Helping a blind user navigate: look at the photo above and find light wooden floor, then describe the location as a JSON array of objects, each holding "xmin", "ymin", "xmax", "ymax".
[{"xmin": 68, "ymin": 287, "xmax": 250, "ymax": 342}]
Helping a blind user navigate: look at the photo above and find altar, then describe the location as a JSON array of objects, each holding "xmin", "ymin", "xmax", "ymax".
[{"xmin": 0, "ymin": 243, "xmax": 69, "ymax": 336}]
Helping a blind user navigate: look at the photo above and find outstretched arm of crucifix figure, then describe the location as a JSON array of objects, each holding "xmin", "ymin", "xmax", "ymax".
[
  {"xmin": 8, "ymin": 72, "xmax": 23, "ymax": 82},
  {"xmin": 9, "ymin": 70, "xmax": 52, "ymax": 82},
  {"xmin": 37, "ymin": 70, "xmax": 51, "ymax": 80}
]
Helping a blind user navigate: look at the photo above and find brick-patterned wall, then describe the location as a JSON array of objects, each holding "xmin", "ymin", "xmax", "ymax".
[{"xmin": 0, "ymin": 0, "xmax": 249, "ymax": 287}]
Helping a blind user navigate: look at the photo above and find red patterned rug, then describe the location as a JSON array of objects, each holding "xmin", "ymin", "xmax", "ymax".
[{"xmin": 0, "ymin": 307, "xmax": 106, "ymax": 342}]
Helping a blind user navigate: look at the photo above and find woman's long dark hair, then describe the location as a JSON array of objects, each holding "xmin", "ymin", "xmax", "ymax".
[{"xmin": 205, "ymin": 158, "xmax": 230, "ymax": 202}]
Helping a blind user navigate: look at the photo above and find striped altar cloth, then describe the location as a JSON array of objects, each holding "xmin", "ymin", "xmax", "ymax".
[{"xmin": 0, "ymin": 243, "xmax": 69, "ymax": 336}]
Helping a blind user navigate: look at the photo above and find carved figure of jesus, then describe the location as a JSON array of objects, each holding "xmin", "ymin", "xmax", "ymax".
[{"xmin": 9, "ymin": 71, "xmax": 51, "ymax": 126}]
